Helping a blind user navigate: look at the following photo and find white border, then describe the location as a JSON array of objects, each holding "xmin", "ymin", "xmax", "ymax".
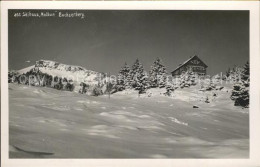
[{"xmin": 1, "ymin": 1, "xmax": 260, "ymax": 167}]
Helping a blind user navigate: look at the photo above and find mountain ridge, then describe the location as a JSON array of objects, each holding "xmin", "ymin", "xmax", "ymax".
[{"xmin": 17, "ymin": 60, "xmax": 104, "ymax": 86}]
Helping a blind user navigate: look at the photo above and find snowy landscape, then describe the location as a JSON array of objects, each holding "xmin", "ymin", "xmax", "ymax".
[
  {"xmin": 7, "ymin": 9, "xmax": 250, "ymax": 159},
  {"xmin": 8, "ymin": 59, "xmax": 249, "ymax": 158}
]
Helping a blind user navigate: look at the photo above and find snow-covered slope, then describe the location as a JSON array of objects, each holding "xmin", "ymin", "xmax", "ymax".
[
  {"xmin": 17, "ymin": 65, "xmax": 35, "ymax": 75},
  {"xmin": 17, "ymin": 60, "xmax": 104, "ymax": 86},
  {"xmin": 9, "ymin": 83, "xmax": 249, "ymax": 158}
]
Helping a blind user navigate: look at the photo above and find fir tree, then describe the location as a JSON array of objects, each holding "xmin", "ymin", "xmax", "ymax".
[
  {"xmin": 135, "ymin": 71, "xmax": 150, "ymax": 93},
  {"xmin": 79, "ymin": 82, "xmax": 88, "ymax": 94},
  {"xmin": 116, "ymin": 63, "xmax": 130, "ymax": 91},
  {"xmin": 8, "ymin": 70, "xmax": 18, "ymax": 83},
  {"xmin": 92, "ymin": 85, "xmax": 103, "ymax": 96},
  {"xmin": 130, "ymin": 59, "xmax": 142, "ymax": 88},
  {"xmin": 149, "ymin": 57, "xmax": 167, "ymax": 88},
  {"xmin": 116, "ymin": 62, "xmax": 131, "ymax": 91},
  {"xmin": 224, "ymin": 65, "xmax": 243, "ymax": 83},
  {"xmin": 241, "ymin": 61, "xmax": 249, "ymax": 82},
  {"xmin": 230, "ymin": 61, "xmax": 250, "ymax": 108},
  {"xmin": 179, "ymin": 69, "xmax": 197, "ymax": 88},
  {"xmin": 164, "ymin": 82, "xmax": 175, "ymax": 96},
  {"xmin": 226, "ymin": 67, "xmax": 231, "ymax": 78},
  {"xmin": 231, "ymin": 83, "xmax": 249, "ymax": 108},
  {"xmin": 125, "ymin": 73, "xmax": 132, "ymax": 89},
  {"xmin": 130, "ymin": 59, "xmax": 150, "ymax": 93}
]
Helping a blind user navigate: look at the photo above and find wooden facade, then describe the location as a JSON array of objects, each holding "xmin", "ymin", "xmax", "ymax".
[{"xmin": 171, "ymin": 55, "xmax": 208, "ymax": 76}]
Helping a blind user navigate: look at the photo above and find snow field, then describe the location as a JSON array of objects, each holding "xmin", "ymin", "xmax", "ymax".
[{"xmin": 9, "ymin": 83, "xmax": 249, "ymax": 158}]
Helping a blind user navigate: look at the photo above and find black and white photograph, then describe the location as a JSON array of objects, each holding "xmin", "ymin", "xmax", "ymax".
[{"xmin": 1, "ymin": 1, "xmax": 260, "ymax": 166}]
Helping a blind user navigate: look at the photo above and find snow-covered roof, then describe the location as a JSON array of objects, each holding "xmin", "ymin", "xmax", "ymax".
[{"xmin": 171, "ymin": 55, "xmax": 208, "ymax": 73}]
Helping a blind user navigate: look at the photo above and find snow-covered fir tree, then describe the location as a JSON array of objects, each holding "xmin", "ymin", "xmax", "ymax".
[
  {"xmin": 226, "ymin": 66, "xmax": 243, "ymax": 83},
  {"xmin": 230, "ymin": 61, "xmax": 250, "ymax": 108},
  {"xmin": 130, "ymin": 59, "xmax": 150, "ymax": 93},
  {"xmin": 241, "ymin": 61, "xmax": 249, "ymax": 82},
  {"xmin": 136, "ymin": 71, "xmax": 150, "ymax": 94},
  {"xmin": 91, "ymin": 84, "xmax": 103, "ymax": 96},
  {"xmin": 204, "ymin": 78, "xmax": 216, "ymax": 91},
  {"xmin": 225, "ymin": 67, "xmax": 231, "ymax": 78},
  {"xmin": 79, "ymin": 82, "xmax": 88, "ymax": 94},
  {"xmin": 149, "ymin": 57, "xmax": 167, "ymax": 88},
  {"xmin": 8, "ymin": 70, "xmax": 19, "ymax": 83},
  {"xmin": 129, "ymin": 59, "xmax": 142, "ymax": 88},
  {"xmin": 125, "ymin": 73, "xmax": 133, "ymax": 89},
  {"xmin": 116, "ymin": 62, "xmax": 131, "ymax": 91},
  {"xmin": 231, "ymin": 83, "xmax": 249, "ymax": 108},
  {"xmin": 179, "ymin": 69, "xmax": 197, "ymax": 88},
  {"xmin": 212, "ymin": 74, "xmax": 221, "ymax": 84},
  {"xmin": 164, "ymin": 82, "xmax": 175, "ymax": 96}
]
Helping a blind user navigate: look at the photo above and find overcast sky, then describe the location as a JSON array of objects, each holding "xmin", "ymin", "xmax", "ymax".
[{"xmin": 9, "ymin": 10, "xmax": 249, "ymax": 75}]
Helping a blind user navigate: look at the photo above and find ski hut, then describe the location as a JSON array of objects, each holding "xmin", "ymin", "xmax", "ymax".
[{"xmin": 171, "ymin": 55, "xmax": 208, "ymax": 77}]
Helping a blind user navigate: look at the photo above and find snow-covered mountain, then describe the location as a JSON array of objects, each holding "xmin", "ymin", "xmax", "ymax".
[{"xmin": 17, "ymin": 60, "xmax": 105, "ymax": 86}]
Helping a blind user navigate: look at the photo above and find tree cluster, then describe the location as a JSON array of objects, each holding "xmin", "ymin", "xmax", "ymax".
[
  {"xmin": 115, "ymin": 58, "xmax": 169, "ymax": 94},
  {"xmin": 10, "ymin": 68, "xmax": 75, "ymax": 92}
]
